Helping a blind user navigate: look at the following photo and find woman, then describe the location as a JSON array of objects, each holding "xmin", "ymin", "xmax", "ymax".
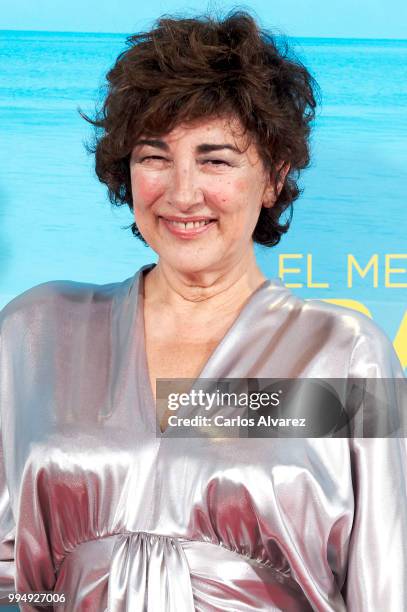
[{"xmin": 0, "ymin": 11, "xmax": 406, "ymax": 612}]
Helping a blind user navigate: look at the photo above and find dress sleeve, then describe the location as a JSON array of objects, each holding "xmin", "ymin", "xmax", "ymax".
[
  {"xmin": 0, "ymin": 424, "xmax": 15, "ymax": 602},
  {"xmin": 0, "ymin": 320, "xmax": 16, "ymax": 603},
  {"xmin": 342, "ymin": 320, "xmax": 407, "ymax": 610}
]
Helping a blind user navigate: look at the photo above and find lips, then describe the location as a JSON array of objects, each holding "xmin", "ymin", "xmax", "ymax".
[
  {"xmin": 166, "ymin": 219, "xmax": 212, "ymax": 230},
  {"xmin": 159, "ymin": 216, "xmax": 217, "ymax": 238}
]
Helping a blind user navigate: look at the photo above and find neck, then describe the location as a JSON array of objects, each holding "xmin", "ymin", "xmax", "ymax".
[{"xmin": 143, "ymin": 250, "xmax": 267, "ymax": 315}]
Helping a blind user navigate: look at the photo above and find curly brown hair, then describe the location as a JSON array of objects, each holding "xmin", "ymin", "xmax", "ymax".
[{"xmin": 81, "ymin": 11, "xmax": 319, "ymax": 247}]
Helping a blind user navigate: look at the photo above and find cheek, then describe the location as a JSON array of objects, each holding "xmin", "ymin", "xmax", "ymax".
[
  {"xmin": 131, "ymin": 172, "xmax": 164, "ymax": 210},
  {"xmin": 211, "ymin": 179, "xmax": 260, "ymax": 218},
  {"xmin": 235, "ymin": 178, "xmax": 249, "ymax": 193},
  {"xmin": 225, "ymin": 179, "xmax": 254, "ymax": 205},
  {"xmin": 208, "ymin": 179, "xmax": 248, "ymax": 210}
]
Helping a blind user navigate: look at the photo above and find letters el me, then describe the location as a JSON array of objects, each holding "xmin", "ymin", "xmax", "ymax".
[
  {"xmin": 278, "ymin": 254, "xmax": 407, "ymax": 289},
  {"xmin": 278, "ymin": 253, "xmax": 407, "ymax": 369}
]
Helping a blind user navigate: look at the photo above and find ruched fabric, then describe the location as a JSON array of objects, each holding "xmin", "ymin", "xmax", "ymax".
[{"xmin": 0, "ymin": 263, "xmax": 405, "ymax": 611}]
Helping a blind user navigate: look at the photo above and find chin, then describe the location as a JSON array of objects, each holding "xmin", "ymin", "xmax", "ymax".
[{"xmin": 161, "ymin": 253, "xmax": 221, "ymax": 276}]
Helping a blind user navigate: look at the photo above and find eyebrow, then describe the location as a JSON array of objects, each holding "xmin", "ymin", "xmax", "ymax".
[{"xmin": 134, "ymin": 139, "xmax": 242, "ymax": 154}]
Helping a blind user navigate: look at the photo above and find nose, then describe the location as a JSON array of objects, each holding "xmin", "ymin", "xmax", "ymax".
[{"xmin": 167, "ymin": 163, "xmax": 204, "ymax": 211}]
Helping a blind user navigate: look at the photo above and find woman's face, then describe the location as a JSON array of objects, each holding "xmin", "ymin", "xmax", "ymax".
[{"xmin": 130, "ymin": 116, "xmax": 279, "ymax": 276}]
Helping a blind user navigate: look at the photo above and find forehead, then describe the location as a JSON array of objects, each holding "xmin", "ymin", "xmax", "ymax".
[{"xmin": 142, "ymin": 115, "xmax": 255, "ymax": 151}]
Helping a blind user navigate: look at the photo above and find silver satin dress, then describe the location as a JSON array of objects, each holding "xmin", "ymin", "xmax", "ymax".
[{"xmin": 0, "ymin": 263, "xmax": 406, "ymax": 611}]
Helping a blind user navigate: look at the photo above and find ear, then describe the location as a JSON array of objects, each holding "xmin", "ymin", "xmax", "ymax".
[{"xmin": 262, "ymin": 162, "xmax": 291, "ymax": 209}]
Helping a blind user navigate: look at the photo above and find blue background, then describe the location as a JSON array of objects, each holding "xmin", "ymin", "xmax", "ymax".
[
  {"xmin": 2, "ymin": 0, "xmax": 407, "ymax": 38},
  {"xmin": 0, "ymin": 3, "xmax": 406, "ymax": 607},
  {"xmin": 0, "ymin": 2, "xmax": 406, "ymax": 353}
]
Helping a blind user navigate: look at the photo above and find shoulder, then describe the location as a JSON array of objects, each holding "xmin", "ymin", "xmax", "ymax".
[
  {"xmin": 297, "ymin": 295, "xmax": 403, "ymax": 377},
  {"xmin": 0, "ymin": 275, "xmax": 134, "ymax": 337},
  {"xmin": 268, "ymin": 279, "xmax": 402, "ymax": 377},
  {"xmin": 302, "ymin": 296, "xmax": 378, "ymax": 333},
  {"xmin": 273, "ymin": 281, "xmax": 384, "ymax": 344}
]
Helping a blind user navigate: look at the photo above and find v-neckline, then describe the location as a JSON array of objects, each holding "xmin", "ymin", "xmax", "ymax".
[{"xmin": 134, "ymin": 263, "xmax": 285, "ymax": 435}]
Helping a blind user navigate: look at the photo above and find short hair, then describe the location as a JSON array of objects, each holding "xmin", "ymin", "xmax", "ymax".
[{"xmin": 81, "ymin": 11, "xmax": 319, "ymax": 247}]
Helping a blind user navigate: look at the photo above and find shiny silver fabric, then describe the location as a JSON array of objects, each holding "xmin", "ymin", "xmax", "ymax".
[{"xmin": 0, "ymin": 263, "xmax": 405, "ymax": 611}]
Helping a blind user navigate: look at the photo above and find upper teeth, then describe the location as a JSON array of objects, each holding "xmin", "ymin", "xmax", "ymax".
[{"xmin": 166, "ymin": 219, "xmax": 212, "ymax": 229}]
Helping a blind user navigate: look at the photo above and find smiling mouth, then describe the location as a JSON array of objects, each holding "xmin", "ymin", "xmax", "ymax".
[
  {"xmin": 164, "ymin": 218, "xmax": 215, "ymax": 229},
  {"xmin": 159, "ymin": 216, "xmax": 217, "ymax": 238}
]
